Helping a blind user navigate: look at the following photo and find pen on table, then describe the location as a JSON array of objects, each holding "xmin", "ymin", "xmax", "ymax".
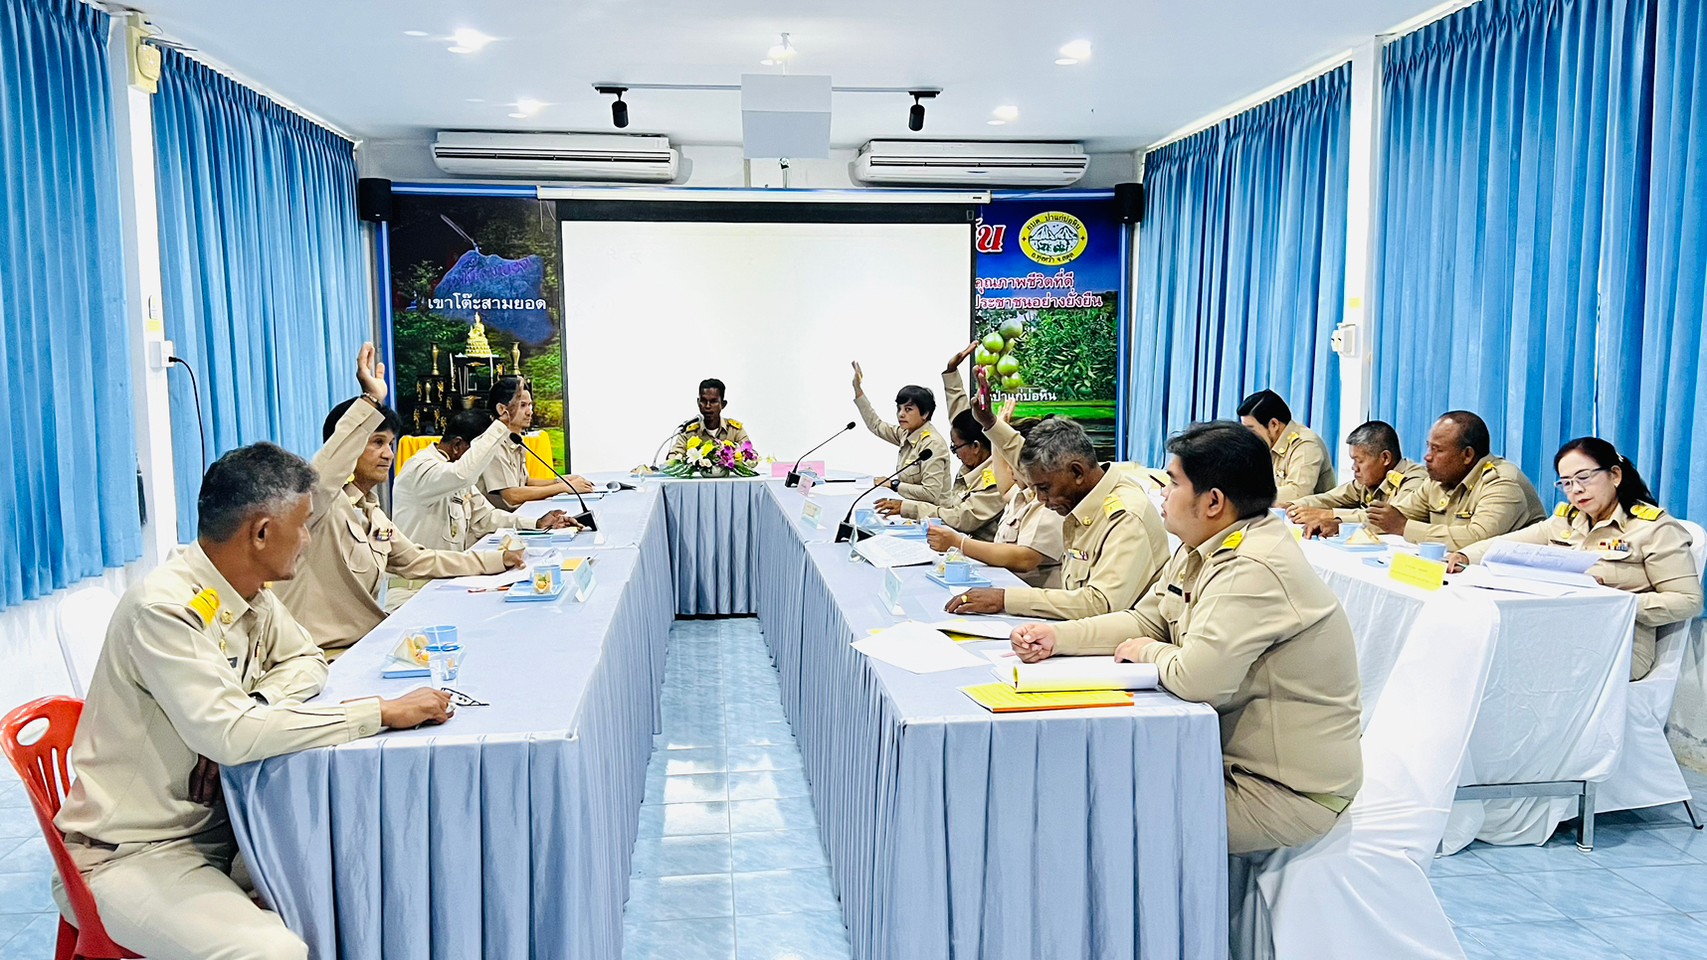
[{"xmin": 466, "ymin": 584, "xmax": 514, "ymax": 593}]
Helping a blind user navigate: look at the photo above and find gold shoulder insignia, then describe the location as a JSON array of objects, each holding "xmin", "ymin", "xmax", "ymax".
[
  {"xmin": 685, "ymin": 422, "xmax": 701, "ymax": 432},
  {"xmin": 920, "ymin": 429, "xmax": 932, "ymax": 441},
  {"xmin": 1102, "ymin": 493, "xmax": 1125, "ymax": 518},
  {"xmin": 1217, "ymin": 529, "xmax": 1245, "ymax": 552},
  {"xmin": 727, "ymin": 419, "xmax": 743, "ymax": 429},
  {"xmin": 1631, "ymin": 503, "xmax": 1663, "ymax": 521},
  {"xmin": 187, "ymin": 588, "xmax": 220, "ymax": 628},
  {"xmin": 980, "ymin": 468, "xmax": 997, "ymax": 490},
  {"xmin": 1482, "ymin": 460, "xmax": 1498, "ymax": 473},
  {"xmin": 1554, "ymin": 502, "xmax": 1573, "ymax": 518}
]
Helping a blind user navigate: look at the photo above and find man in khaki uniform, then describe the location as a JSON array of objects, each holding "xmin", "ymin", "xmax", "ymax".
[
  {"xmin": 666, "ymin": 378, "xmax": 754, "ymax": 461},
  {"xmin": 480, "ymin": 375, "xmax": 594, "ymax": 510},
  {"xmin": 1012, "ymin": 421, "xmax": 1363, "ymax": 854},
  {"xmin": 1452, "ymin": 439, "xmax": 1702, "ymax": 679},
  {"xmin": 945, "ymin": 417, "xmax": 1167, "ymax": 619},
  {"xmin": 54, "ymin": 436, "xmax": 453, "ymax": 960},
  {"xmin": 877, "ymin": 411, "xmax": 1005, "ymax": 540},
  {"xmin": 1288, "ymin": 420, "xmax": 1429, "ymax": 535},
  {"xmin": 274, "ymin": 346, "xmax": 521, "ymax": 653},
  {"xmin": 1366, "ymin": 410, "xmax": 1544, "ymax": 548},
  {"xmin": 851, "ymin": 361, "xmax": 952, "ymax": 504},
  {"xmin": 394, "ymin": 409, "xmax": 574, "ymax": 551},
  {"xmin": 1238, "ymin": 389, "xmax": 1336, "ymax": 502}
]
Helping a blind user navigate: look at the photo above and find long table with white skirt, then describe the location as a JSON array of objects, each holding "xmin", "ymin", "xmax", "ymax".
[
  {"xmin": 223, "ymin": 476, "xmax": 1229, "ymax": 960},
  {"xmin": 1299, "ymin": 540, "xmax": 1639, "ymax": 851}
]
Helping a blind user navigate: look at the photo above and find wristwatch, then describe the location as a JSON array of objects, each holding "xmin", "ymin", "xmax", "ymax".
[{"xmin": 889, "ymin": 478, "xmax": 900, "ymax": 492}]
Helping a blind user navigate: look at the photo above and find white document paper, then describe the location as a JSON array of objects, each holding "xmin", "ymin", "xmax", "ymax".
[
  {"xmin": 854, "ymin": 535, "xmax": 939, "ymax": 568},
  {"xmin": 442, "ymin": 569, "xmax": 530, "ymax": 590},
  {"xmin": 1453, "ymin": 564, "xmax": 1590, "ymax": 597},
  {"xmin": 924, "ymin": 618, "xmax": 1018, "ymax": 640},
  {"xmin": 849, "ymin": 622, "xmax": 986, "ymax": 674},
  {"xmin": 1480, "ymin": 541, "xmax": 1599, "ymax": 586},
  {"xmin": 1005, "ymin": 657, "xmax": 1160, "ymax": 693}
]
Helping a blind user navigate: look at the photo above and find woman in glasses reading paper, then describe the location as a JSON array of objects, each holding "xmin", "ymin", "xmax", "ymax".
[{"xmin": 1449, "ymin": 438, "xmax": 1702, "ymax": 679}]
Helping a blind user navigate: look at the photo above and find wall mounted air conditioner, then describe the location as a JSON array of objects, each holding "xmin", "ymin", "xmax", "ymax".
[
  {"xmin": 853, "ymin": 140, "xmax": 1088, "ymax": 187},
  {"xmin": 431, "ymin": 131, "xmax": 680, "ymax": 182}
]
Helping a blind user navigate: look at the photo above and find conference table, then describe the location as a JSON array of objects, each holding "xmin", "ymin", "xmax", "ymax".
[{"xmin": 223, "ymin": 476, "xmax": 1229, "ymax": 960}]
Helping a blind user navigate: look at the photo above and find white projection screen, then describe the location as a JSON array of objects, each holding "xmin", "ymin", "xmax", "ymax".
[{"xmin": 559, "ymin": 217, "xmax": 974, "ymax": 474}]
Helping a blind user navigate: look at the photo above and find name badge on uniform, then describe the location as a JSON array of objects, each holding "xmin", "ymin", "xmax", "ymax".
[{"xmin": 1067, "ymin": 548, "xmax": 1090, "ymax": 562}]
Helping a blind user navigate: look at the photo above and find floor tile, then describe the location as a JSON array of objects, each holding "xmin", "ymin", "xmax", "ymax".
[
  {"xmin": 731, "ymin": 830, "xmax": 830, "ymax": 872},
  {"xmin": 1427, "ymin": 849, "xmax": 1499, "ymax": 878},
  {"xmin": 1510, "ymin": 867, "xmax": 1676, "ymax": 918},
  {"xmin": 0, "ymin": 874, "xmax": 55, "ymax": 916},
  {"xmin": 1431, "ymin": 873, "xmax": 1567, "ymax": 926},
  {"xmin": 648, "ymin": 747, "xmax": 728, "ymax": 776},
  {"xmin": 0, "ymin": 913, "xmax": 61, "ymax": 957},
  {"xmin": 1565, "ymin": 912, "xmax": 1707, "ymax": 960},
  {"xmin": 726, "ymin": 746, "xmax": 804, "ymax": 773},
  {"xmin": 636, "ymin": 801, "xmax": 730, "ymax": 838},
  {"xmin": 728, "ymin": 798, "xmax": 819, "ymax": 834},
  {"xmin": 1454, "ymin": 920, "xmax": 1626, "ymax": 960},
  {"xmin": 623, "ymin": 874, "xmax": 734, "ymax": 923},
  {"xmin": 630, "ymin": 835, "xmax": 733, "ymax": 879},
  {"xmin": 0, "ymin": 912, "xmax": 44, "ymax": 952},
  {"xmin": 622, "ymin": 917, "xmax": 736, "ymax": 960},
  {"xmin": 734, "ymin": 910, "xmax": 852, "ymax": 960},
  {"xmin": 732, "ymin": 868, "xmax": 842, "ymax": 918},
  {"xmin": 1612, "ymin": 864, "xmax": 1707, "ymax": 913},
  {"xmin": 727, "ymin": 769, "xmax": 812, "ymax": 802},
  {"xmin": 648, "ymin": 773, "xmax": 729, "ymax": 806},
  {"xmin": 0, "ymin": 840, "xmax": 50, "ymax": 878}
]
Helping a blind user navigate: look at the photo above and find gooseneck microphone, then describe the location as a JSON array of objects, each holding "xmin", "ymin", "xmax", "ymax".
[
  {"xmin": 834, "ymin": 448, "xmax": 934, "ymax": 544},
  {"xmin": 651, "ymin": 417, "xmax": 701, "ymax": 469},
  {"xmin": 511, "ymin": 433, "xmax": 597, "ymax": 531},
  {"xmin": 786, "ymin": 421, "xmax": 857, "ymax": 487}
]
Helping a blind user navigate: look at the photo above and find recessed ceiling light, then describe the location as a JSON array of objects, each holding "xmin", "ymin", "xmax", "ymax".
[
  {"xmin": 760, "ymin": 58, "xmax": 778, "ymax": 66},
  {"xmin": 987, "ymin": 119, "xmax": 1006, "ymax": 126},
  {"xmin": 1055, "ymin": 58, "xmax": 1078, "ymax": 66},
  {"xmin": 404, "ymin": 30, "xmax": 428, "ymax": 37},
  {"xmin": 514, "ymin": 98, "xmax": 545, "ymax": 115},
  {"xmin": 993, "ymin": 105, "xmax": 1020, "ymax": 121},
  {"xmin": 465, "ymin": 97, "xmax": 485, "ymax": 103},
  {"xmin": 1059, "ymin": 40, "xmax": 1092, "ymax": 61},
  {"xmin": 449, "ymin": 28, "xmax": 494, "ymax": 52},
  {"xmin": 508, "ymin": 113, "xmax": 527, "ymax": 119}
]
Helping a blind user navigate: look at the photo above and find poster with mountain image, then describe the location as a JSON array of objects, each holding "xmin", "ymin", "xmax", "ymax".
[
  {"xmin": 386, "ymin": 194, "xmax": 568, "ymax": 470},
  {"xmin": 973, "ymin": 197, "xmax": 1120, "ymax": 458}
]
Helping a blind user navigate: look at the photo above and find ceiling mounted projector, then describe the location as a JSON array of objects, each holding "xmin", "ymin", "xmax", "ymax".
[{"xmin": 740, "ymin": 74, "xmax": 831, "ymax": 159}]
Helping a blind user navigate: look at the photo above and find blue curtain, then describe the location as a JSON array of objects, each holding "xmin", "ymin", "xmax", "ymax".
[
  {"xmin": 1374, "ymin": 0, "xmax": 1620, "ymax": 485},
  {"xmin": 1130, "ymin": 67, "xmax": 1349, "ymax": 465},
  {"xmin": 0, "ymin": 0, "xmax": 140, "ymax": 611},
  {"xmin": 154, "ymin": 49, "xmax": 369, "ymax": 541},
  {"xmin": 1599, "ymin": 0, "xmax": 1707, "ymax": 522}
]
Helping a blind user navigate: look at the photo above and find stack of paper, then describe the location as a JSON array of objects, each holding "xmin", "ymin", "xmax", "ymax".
[
  {"xmin": 853, "ymin": 535, "xmax": 939, "ymax": 568},
  {"xmin": 1002, "ymin": 657, "xmax": 1160, "ymax": 693},
  {"xmin": 1480, "ymin": 541, "xmax": 1599, "ymax": 586},
  {"xmin": 849, "ymin": 622, "xmax": 985, "ymax": 674},
  {"xmin": 960, "ymin": 683, "xmax": 1135, "ymax": 713},
  {"xmin": 925, "ymin": 618, "xmax": 1017, "ymax": 641}
]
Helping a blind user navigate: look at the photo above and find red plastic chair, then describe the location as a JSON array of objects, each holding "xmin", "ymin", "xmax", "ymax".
[{"xmin": 0, "ymin": 697, "xmax": 138, "ymax": 960}]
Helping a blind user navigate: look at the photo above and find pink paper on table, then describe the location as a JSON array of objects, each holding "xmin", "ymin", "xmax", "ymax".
[{"xmin": 772, "ymin": 461, "xmax": 824, "ymax": 478}]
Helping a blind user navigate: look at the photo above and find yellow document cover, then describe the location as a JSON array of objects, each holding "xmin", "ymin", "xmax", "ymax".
[{"xmin": 959, "ymin": 683, "xmax": 1134, "ymax": 713}]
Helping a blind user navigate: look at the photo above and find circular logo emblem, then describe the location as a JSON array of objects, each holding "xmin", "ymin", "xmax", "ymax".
[{"xmin": 1018, "ymin": 211, "xmax": 1088, "ymax": 266}]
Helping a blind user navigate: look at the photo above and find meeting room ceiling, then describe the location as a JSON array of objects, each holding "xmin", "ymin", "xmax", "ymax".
[{"xmin": 133, "ymin": 0, "xmax": 1449, "ymax": 150}]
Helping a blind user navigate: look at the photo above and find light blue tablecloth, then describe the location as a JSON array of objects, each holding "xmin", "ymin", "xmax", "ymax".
[{"xmin": 225, "ymin": 478, "xmax": 1226, "ymax": 960}]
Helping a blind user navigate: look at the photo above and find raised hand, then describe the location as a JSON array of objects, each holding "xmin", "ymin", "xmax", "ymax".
[
  {"xmin": 851, "ymin": 361, "xmax": 865, "ymax": 397},
  {"xmin": 945, "ymin": 340, "xmax": 979, "ymax": 373},
  {"xmin": 356, "ymin": 342, "xmax": 388, "ymax": 404}
]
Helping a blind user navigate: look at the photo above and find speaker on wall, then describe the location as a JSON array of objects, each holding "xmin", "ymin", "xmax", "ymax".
[
  {"xmin": 357, "ymin": 178, "xmax": 393, "ymax": 223},
  {"xmin": 1113, "ymin": 182, "xmax": 1145, "ymax": 225}
]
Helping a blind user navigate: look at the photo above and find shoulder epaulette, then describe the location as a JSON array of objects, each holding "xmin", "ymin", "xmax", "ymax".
[
  {"xmin": 1631, "ymin": 503, "xmax": 1664, "ymax": 521},
  {"xmin": 187, "ymin": 587, "xmax": 220, "ymax": 628},
  {"xmin": 980, "ymin": 468, "xmax": 998, "ymax": 490},
  {"xmin": 1102, "ymin": 493, "xmax": 1126, "ymax": 519},
  {"xmin": 1215, "ymin": 529, "xmax": 1245, "ymax": 553},
  {"xmin": 727, "ymin": 418, "xmax": 743, "ymax": 429},
  {"xmin": 685, "ymin": 422, "xmax": 702, "ymax": 432}
]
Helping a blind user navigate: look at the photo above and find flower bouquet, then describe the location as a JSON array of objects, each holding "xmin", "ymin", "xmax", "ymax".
[{"xmin": 662, "ymin": 437, "xmax": 762, "ymax": 478}]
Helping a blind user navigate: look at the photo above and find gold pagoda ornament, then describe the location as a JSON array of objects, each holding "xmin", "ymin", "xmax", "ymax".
[{"xmin": 465, "ymin": 314, "xmax": 495, "ymax": 358}]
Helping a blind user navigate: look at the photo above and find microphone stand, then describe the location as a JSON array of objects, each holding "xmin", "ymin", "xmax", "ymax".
[
  {"xmin": 786, "ymin": 421, "xmax": 857, "ymax": 487},
  {"xmin": 650, "ymin": 418, "xmax": 700, "ymax": 470},
  {"xmin": 834, "ymin": 448, "xmax": 935, "ymax": 544},
  {"xmin": 510, "ymin": 433, "xmax": 597, "ymax": 531}
]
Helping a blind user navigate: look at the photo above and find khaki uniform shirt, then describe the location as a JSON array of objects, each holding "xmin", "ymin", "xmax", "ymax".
[
  {"xmin": 393, "ymin": 423, "xmax": 536, "ymax": 551},
  {"xmin": 1463, "ymin": 502, "xmax": 1703, "ymax": 679},
  {"xmin": 1389, "ymin": 455, "xmax": 1546, "ymax": 549},
  {"xmin": 668, "ymin": 417, "xmax": 754, "ymax": 461},
  {"xmin": 855, "ymin": 392, "xmax": 952, "ymax": 504},
  {"xmin": 56, "ymin": 543, "xmax": 383, "ymax": 846},
  {"xmin": 1054, "ymin": 512, "xmax": 1363, "ymax": 801},
  {"xmin": 274, "ymin": 402, "xmax": 504, "ymax": 652},
  {"xmin": 1292, "ymin": 458, "xmax": 1429, "ymax": 522},
  {"xmin": 996, "ymin": 485, "xmax": 1066, "ymax": 588},
  {"xmin": 1003, "ymin": 465, "xmax": 1168, "ymax": 619},
  {"xmin": 479, "ymin": 435, "xmax": 536, "ymax": 501},
  {"xmin": 899, "ymin": 456, "xmax": 1004, "ymax": 539},
  {"xmin": 1271, "ymin": 422, "xmax": 1338, "ymax": 502}
]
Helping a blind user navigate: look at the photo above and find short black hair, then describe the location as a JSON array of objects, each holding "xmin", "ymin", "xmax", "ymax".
[
  {"xmin": 895, "ymin": 384, "xmax": 935, "ymax": 419},
  {"xmin": 698, "ymin": 378, "xmax": 726, "ymax": 399},
  {"xmin": 197, "ymin": 442, "xmax": 317, "ymax": 542},
  {"xmin": 445, "ymin": 408, "xmax": 495, "ymax": 445},
  {"xmin": 950, "ymin": 410, "xmax": 991, "ymax": 454},
  {"xmin": 1236, "ymin": 389, "xmax": 1293, "ymax": 426},
  {"xmin": 1438, "ymin": 410, "xmax": 1491, "ymax": 461},
  {"xmin": 1166, "ymin": 420, "xmax": 1276, "ymax": 519},
  {"xmin": 488, "ymin": 375, "xmax": 527, "ymax": 416},
  {"xmin": 1017, "ymin": 418, "xmax": 1096, "ymax": 473},
  {"xmin": 1345, "ymin": 420, "xmax": 1402, "ymax": 459},
  {"xmin": 322, "ymin": 397, "xmax": 403, "ymax": 442}
]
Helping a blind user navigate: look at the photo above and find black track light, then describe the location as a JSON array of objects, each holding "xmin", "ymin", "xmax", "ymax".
[
  {"xmin": 596, "ymin": 85, "xmax": 630, "ymax": 129},
  {"xmin": 907, "ymin": 90, "xmax": 937, "ymax": 133}
]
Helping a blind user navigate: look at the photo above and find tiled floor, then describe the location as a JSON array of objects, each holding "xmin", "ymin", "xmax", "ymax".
[
  {"xmin": 5, "ymin": 618, "xmax": 1707, "ymax": 958},
  {"xmin": 623, "ymin": 618, "xmax": 853, "ymax": 960}
]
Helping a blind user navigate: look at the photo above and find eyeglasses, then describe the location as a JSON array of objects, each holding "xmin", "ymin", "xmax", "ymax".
[
  {"xmin": 1554, "ymin": 468, "xmax": 1609, "ymax": 491},
  {"xmin": 949, "ymin": 440, "xmax": 978, "ymax": 454}
]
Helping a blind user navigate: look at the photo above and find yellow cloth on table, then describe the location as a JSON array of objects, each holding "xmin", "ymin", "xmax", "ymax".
[{"xmin": 395, "ymin": 432, "xmax": 557, "ymax": 480}]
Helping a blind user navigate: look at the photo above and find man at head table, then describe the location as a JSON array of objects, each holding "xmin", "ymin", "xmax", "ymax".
[
  {"xmin": 480, "ymin": 375, "xmax": 594, "ymax": 511},
  {"xmin": 1361, "ymin": 409, "xmax": 1545, "ymax": 548},
  {"xmin": 944, "ymin": 416, "xmax": 1166, "ymax": 620},
  {"xmin": 393, "ymin": 408, "xmax": 577, "ymax": 552},
  {"xmin": 666, "ymin": 377, "xmax": 753, "ymax": 461},
  {"xmin": 53, "ymin": 441, "xmax": 453, "ymax": 960},
  {"xmin": 272, "ymin": 344, "xmax": 523, "ymax": 655},
  {"xmin": 1010, "ymin": 421, "xmax": 1363, "ymax": 855},
  {"xmin": 1288, "ymin": 420, "xmax": 1429, "ymax": 536}
]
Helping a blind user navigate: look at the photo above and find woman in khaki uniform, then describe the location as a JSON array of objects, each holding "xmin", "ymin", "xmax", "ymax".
[{"xmin": 1450, "ymin": 437, "xmax": 1702, "ymax": 680}]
